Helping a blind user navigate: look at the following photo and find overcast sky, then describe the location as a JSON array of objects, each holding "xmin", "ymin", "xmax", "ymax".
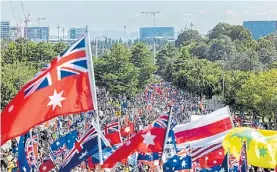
[{"xmin": 1, "ymin": 1, "xmax": 277, "ymax": 36}]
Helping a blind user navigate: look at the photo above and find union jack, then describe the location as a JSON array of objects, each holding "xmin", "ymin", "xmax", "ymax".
[
  {"xmin": 61, "ymin": 127, "xmax": 98, "ymax": 167},
  {"xmin": 23, "ymin": 37, "xmax": 88, "ymax": 98},
  {"xmin": 25, "ymin": 134, "xmax": 39, "ymax": 167},
  {"xmin": 103, "ymin": 118, "xmax": 119, "ymax": 135},
  {"xmin": 151, "ymin": 112, "xmax": 169, "ymax": 129},
  {"xmin": 52, "ymin": 144, "xmax": 67, "ymax": 158}
]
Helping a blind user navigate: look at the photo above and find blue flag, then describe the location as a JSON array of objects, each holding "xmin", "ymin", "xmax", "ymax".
[
  {"xmin": 221, "ymin": 152, "xmax": 229, "ymax": 172},
  {"xmin": 200, "ymin": 166, "xmax": 221, "ymax": 172},
  {"xmin": 18, "ymin": 133, "xmax": 31, "ymax": 172},
  {"xmin": 92, "ymin": 145, "xmax": 119, "ymax": 163},
  {"xmin": 58, "ymin": 126, "xmax": 108, "ymax": 172},
  {"xmin": 128, "ymin": 152, "xmax": 138, "ymax": 167},
  {"xmin": 137, "ymin": 152, "xmax": 161, "ymax": 161},
  {"xmin": 50, "ymin": 130, "xmax": 77, "ymax": 160},
  {"xmin": 163, "ymin": 147, "xmax": 192, "ymax": 172},
  {"xmin": 239, "ymin": 141, "xmax": 248, "ymax": 172}
]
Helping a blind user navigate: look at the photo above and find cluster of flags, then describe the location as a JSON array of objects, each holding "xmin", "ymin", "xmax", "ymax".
[{"xmin": 2, "ymin": 34, "xmax": 277, "ymax": 172}]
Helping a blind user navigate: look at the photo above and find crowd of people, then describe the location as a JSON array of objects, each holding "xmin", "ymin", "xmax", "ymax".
[{"xmin": 1, "ymin": 83, "xmax": 275, "ymax": 172}]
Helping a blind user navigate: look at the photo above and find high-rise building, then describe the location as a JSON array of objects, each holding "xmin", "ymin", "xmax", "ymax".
[
  {"xmin": 68, "ymin": 28, "xmax": 86, "ymax": 39},
  {"xmin": 243, "ymin": 21, "xmax": 277, "ymax": 40},
  {"xmin": 24, "ymin": 27, "xmax": 49, "ymax": 42},
  {"xmin": 1, "ymin": 21, "xmax": 10, "ymax": 39}
]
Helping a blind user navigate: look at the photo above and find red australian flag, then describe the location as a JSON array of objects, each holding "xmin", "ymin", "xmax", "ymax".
[
  {"xmin": 1, "ymin": 36, "xmax": 95, "ymax": 145},
  {"xmin": 102, "ymin": 113, "xmax": 169, "ymax": 168}
]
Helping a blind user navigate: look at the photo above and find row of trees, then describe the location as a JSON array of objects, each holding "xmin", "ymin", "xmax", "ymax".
[
  {"xmin": 157, "ymin": 23, "xmax": 277, "ymax": 120},
  {"xmin": 1, "ymin": 22, "xmax": 277, "ymax": 120}
]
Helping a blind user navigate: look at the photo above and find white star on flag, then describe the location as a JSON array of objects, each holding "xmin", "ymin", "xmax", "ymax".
[
  {"xmin": 141, "ymin": 131, "xmax": 156, "ymax": 147},
  {"xmin": 42, "ymin": 166, "xmax": 47, "ymax": 171},
  {"xmin": 173, "ymin": 159, "xmax": 177, "ymax": 163},
  {"xmin": 56, "ymin": 141, "xmax": 60, "ymax": 146},
  {"xmin": 213, "ymin": 160, "xmax": 217, "ymax": 164},
  {"xmin": 8, "ymin": 105, "xmax": 14, "ymax": 112},
  {"xmin": 124, "ymin": 127, "xmax": 131, "ymax": 133},
  {"xmin": 167, "ymin": 137, "xmax": 172, "ymax": 143},
  {"xmin": 153, "ymin": 160, "xmax": 159, "ymax": 166},
  {"xmin": 22, "ymin": 167, "xmax": 27, "ymax": 172},
  {"xmin": 79, "ymin": 150, "xmax": 88, "ymax": 160},
  {"xmin": 219, "ymin": 168, "xmax": 226, "ymax": 172},
  {"xmin": 103, "ymin": 155, "xmax": 108, "ymax": 160},
  {"xmin": 181, "ymin": 160, "xmax": 187, "ymax": 167},
  {"xmin": 219, "ymin": 151, "xmax": 222, "ymax": 155},
  {"xmin": 47, "ymin": 90, "xmax": 66, "ymax": 110}
]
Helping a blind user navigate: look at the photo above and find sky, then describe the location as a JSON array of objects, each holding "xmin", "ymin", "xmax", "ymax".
[{"xmin": 1, "ymin": 0, "xmax": 277, "ymax": 38}]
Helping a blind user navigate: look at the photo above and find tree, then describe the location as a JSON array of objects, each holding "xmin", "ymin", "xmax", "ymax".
[
  {"xmin": 1, "ymin": 61, "xmax": 37, "ymax": 108},
  {"xmin": 237, "ymin": 69, "xmax": 277, "ymax": 119},
  {"xmin": 189, "ymin": 41, "xmax": 209, "ymax": 59},
  {"xmin": 224, "ymin": 50, "xmax": 261, "ymax": 71},
  {"xmin": 222, "ymin": 70, "xmax": 252, "ymax": 110},
  {"xmin": 175, "ymin": 29, "xmax": 202, "ymax": 47},
  {"xmin": 94, "ymin": 44, "xmax": 139, "ymax": 96},
  {"xmin": 130, "ymin": 43, "xmax": 156, "ymax": 90},
  {"xmin": 156, "ymin": 44, "xmax": 180, "ymax": 80},
  {"xmin": 207, "ymin": 35, "xmax": 236, "ymax": 61},
  {"xmin": 208, "ymin": 23, "xmax": 251, "ymax": 41},
  {"xmin": 172, "ymin": 57, "xmax": 222, "ymax": 99},
  {"xmin": 257, "ymin": 38, "xmax": 277, "ymax": 66}
]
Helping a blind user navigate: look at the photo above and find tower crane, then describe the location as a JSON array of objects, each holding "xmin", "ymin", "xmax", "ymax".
[{"xmin": 141, "ymin": 11, "xmax": 160, "ymax": 27}]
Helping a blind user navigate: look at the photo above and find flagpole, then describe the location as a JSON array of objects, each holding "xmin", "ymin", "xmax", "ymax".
[
  {"xmin": 161, "ymin": 106, "xmax": 173, "ymax": 164},
  {"xmin": 227, "ymin": 105, "xmax": 235, "ymax": 128},
  {"xmin": 84, "ymin": 26, "xmax": 103, "ymax": 164}
]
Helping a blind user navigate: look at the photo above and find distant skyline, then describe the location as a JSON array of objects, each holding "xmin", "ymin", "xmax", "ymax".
[{"xmin": 1, "ymin": 1, "xmax": 277, "ymax": 38}]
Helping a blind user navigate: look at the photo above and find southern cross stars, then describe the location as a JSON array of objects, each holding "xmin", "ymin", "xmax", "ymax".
[
  {"xmin": 79, "ymin": 150, "xmax": 88, "ymax": 159},
  {"xmin": 47, "ymin": 90, "xmax": 66, "ymax": 110}
]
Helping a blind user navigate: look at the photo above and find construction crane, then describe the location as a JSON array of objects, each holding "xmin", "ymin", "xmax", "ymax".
[
  {"xmin": 37, "ymin": 17, "xmax": 46, "ymax": 26},
  {"xmin": 141, "ymin": 11, "xmax": 160, "ymax": 27}
]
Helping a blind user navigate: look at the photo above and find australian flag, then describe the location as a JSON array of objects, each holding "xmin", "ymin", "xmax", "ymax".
[
  {"xmin": 221, "ymin": 152, "xmax": 230, "ymax": 172},
  {"xmin": 58, "ymin": 126, "xmax": 108, "ymax": 172},
  {"xmin": 92, "ymin": 145, "xmax": 120, "ymax": 163},
  {"xmin": 50, "ymin": 130, "xmax": 77, "ymax": 160},
  {"xmin": 137, "ymin": 152, "xmax": 161, "ymax": 161},
  {"xmin": 18, "ymin": 133, "xmax": 31, "ymax": 172},
  {"xmin": 239, "ymin": 141, "xmax": 248, "ymax": 172},
  {"xmin": 163, "ymin": 146, "xmax": 192, "ymax": 172}
]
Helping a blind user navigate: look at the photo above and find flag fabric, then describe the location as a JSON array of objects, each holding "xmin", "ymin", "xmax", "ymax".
[
  {"xmin": 163, "ymin": 146, "xmax": 192, "ymax": 172},
  {"xmin": 58, "ymin": 125, "xmax": 108, "ymax": 172},
  {"xmin": 25, "ymin": 132, "xmax": 39, "ymax": 168},
  {"xmin": 121, "ymin": 122, "xmax": 135, "ymax": 137},
  {"xmin": 18, "ymin": 133, "xmax": 31, "ymax": 172},
  {"xmin": 86, "ymin": 157, "xmax": 96, "ymax": 170},
  {"xmin": 199, "ymin": 165, "xmax": 221, "ymax": 172},
  {"xmin": 105, "ymin": 132, "xmax": 122, "ymax": 146},
  {"xmin": 223, "ymin": 127, "xmax": 277, "ymax": 168},
  {"xmin": 92, "ymin": 145, "xmax": 120, "ymax": 163},
  {"xmin": 174, "ymin": 106, "xmax": 233, "ymax": 151},
  {"xmin": 50, "ymin": 130, "xmax": 77, "ymax": 159},
  {"xmin": 128, "ymin": 152, "xmax": 138, "ymax": 167},
  {"xmin": 39, "ymin": 155, "xmax": 55, "ymax": 172},
  {"xmin": 102, "ymin": 112, "xmax": 169, "ymax": 168},
  {"xmin": 137, "ymin": 152, "xmax": 161, "ymax": 161},
  {"xmin": 192, "ymin": 145, "xmax": 225, "ymax": 168},
  {"xmin": 103, "ymin": 118, "xmax": 119, "ymax": 135},
  {"xmin": 1, "ymin": 36, "xmax": 95, "ymax": 145},
  {"xmin": 239, "ymin": 141, "xmax": 248, "ymax": 172},
  {"xmin": 221, "ymin": 152, "xmax": 229, "ymax": 172}
]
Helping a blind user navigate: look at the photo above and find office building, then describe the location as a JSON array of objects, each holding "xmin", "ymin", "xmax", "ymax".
[
  {"xmin": 243, "ymin": 21, "xmax": 277, "ymax": 40},
  {"xmin": 24, "ymin": 27, "xmax": 49, "ymax": 42},
  {"xmin": 1, "ymin": 21, "xmax": 10, "ymax": 39},
  {"xmin": 68, "ymin": 28, "xmax": 86, "ymax": 39},
  {"xmin": 139, "ymin": 27, "xmax": 174, "ymax": 39}
]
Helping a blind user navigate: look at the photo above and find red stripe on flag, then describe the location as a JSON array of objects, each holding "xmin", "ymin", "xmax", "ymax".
[{"xmin": 175, "ymin": 117, "xmax": 232, "ymax": 143}]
